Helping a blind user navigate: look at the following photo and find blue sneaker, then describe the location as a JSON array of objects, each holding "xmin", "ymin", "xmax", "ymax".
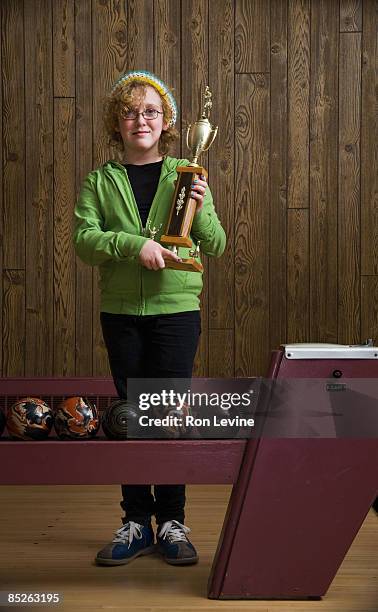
[
  {"xmin": 157, "ymin": 520, "xmax": 199, "ymax": 565},
  {"xmin": 96, "ymin": 521, "xmax": 155, "ymax": 566}
]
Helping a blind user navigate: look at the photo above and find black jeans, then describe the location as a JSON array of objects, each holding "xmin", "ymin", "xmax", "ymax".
[{"xmin": 100, "ymin": 310, "xmax": 201, "ymax": 526}]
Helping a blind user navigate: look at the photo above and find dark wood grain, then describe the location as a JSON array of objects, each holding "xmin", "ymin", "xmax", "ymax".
[
  {"xmin": 340, "ymin": 0, "xmax": 362, "ymax": 31},
  {"xmin": 180, "ymin": 0, "xmax": 208, "ymax": 135},
  {"xmin": 181, "ymin": 0, "xmax": 209, "ymax": 376},
  {"xmin": 235, "ymin": 75, "xmax": 270, "ymax": 377},
  {"xmin": 235, "ymin": 0, "xmax": 270, "ymax": 73},
  {"xmin": 287, "ymin": 209, "xmax": 309, "ymax": 342},
  {"xmin": 24, "ymin": 0, "xmax": 54, "ymax": 376},
  {"xmin": 208, "ymin": 0, "xmax": 234, "ymax": 334},
  {"xmin": 361, "ymin": 276, "xmax": 378, "ymax": 342},
  {"xmin": 209, "ymin": 330, "xmax": 234, "ymax": 377},
  {"xmin": 2, "ymin": 0, "xmax": 25, "ymax": 270},
  {"xmin": 270, "ymin": 0, "xmax": 287, "ymax": 350},
  {"xmin": 75, "ymin": 0, "xmax": 93, "ymax": 375},
  {"xmin": 2, "ymin": 270, "xmax": 25, "ymax": 375},
  {"xmin": 125, "ymin": 0, "xmax": 154, "ymax": 72},
  {"xmin": 53, "ymin": 0, "xmax": 75, "ymax": 97},
  {"xmin": 338, "ymin": 33, "xmax": 361, "ymax": 343},
  {"xmin": 54, "ymin": 99, "xmax": 75, "ymax": 376},
  {"xmin": 288, "ymin": 0, "xmax": 310, "ymax": 209},
  {"xmin": 0, "ymin": 2, "xmax": 2, "ymax": 376},
  {"xmin": 361, "ymin": 0, "xmax": 378, "ymax": 275},
  {"xmin": 154, "ymin": 0, "xmax": 181, "ymax": 159},
  {"xmin": 309, "ymin": 0, "xmax": 339, "ymax": 342}
]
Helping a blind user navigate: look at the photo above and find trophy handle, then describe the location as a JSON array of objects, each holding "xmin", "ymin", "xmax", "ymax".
[
  {"xmin": 186, "ymin": 125, "xmax": 192, "ymax": 151},
  {"xmin": 202, "ymin": 126, "xmax": 218, "ymax": 152}
]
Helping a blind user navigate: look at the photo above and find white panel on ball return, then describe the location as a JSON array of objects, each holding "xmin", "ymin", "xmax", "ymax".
[{"xmin": 283, "ymin": 341, "xmax": 378, "ymax": 360}]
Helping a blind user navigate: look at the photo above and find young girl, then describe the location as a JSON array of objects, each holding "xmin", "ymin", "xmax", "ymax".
[{"xmin": 73, "ymin": 70, "xmax": 226, "ymax": 566}]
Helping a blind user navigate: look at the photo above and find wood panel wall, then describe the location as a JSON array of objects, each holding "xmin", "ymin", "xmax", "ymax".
[{"xmin": 0, "ymin": 0, "xmax": 377, "ymax": 378}]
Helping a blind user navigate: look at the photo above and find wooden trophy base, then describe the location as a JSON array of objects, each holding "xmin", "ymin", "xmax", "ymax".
[
  {"xmin": 160, "ymin": 165, "xmax": 207, "ymax": 274},
  {"xmin": 164, "ymin": 257, "xmax": 203, "ymax": 273}
]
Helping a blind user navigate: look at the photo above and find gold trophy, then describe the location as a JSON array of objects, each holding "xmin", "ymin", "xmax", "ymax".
[{"xmin": 160, "ymin": 86, "xmax": 218, "ymax": 272}]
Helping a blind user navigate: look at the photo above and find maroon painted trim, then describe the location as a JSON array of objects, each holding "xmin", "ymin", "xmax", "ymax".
[
  {"xmin": 0, "ymin": 439, "xmax": 246, "ymax": 485},
  {"xmin": 207, "ymin": 439, "xmax": 260, "ymax": 597},
  {"xmin": 208, "ymin": 376, "xmax": 274, "ymax": 598},
  {"xmin": 0, "ymin": 377, "xmax": 117, "ymax": 396}
]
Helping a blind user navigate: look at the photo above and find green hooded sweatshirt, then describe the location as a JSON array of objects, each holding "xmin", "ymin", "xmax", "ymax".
[{"xmin": 73, "ymin": 156, "xmax": 226, "ymax": 315}]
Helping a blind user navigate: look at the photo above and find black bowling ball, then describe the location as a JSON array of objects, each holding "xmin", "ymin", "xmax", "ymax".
[{"xmin": 102, "ymin": 400, "xmax": 140, "ymax": 440}]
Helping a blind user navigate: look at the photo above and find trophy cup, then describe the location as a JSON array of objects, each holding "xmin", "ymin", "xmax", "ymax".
[{"xmin": 160, "ymin": 86, "xmax": 218, "ymax": 272}]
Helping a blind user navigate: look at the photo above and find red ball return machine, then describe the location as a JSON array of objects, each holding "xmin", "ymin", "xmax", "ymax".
[{"xmin": 0, "ymin": 343, "xmax": 377, "ymax": 600}]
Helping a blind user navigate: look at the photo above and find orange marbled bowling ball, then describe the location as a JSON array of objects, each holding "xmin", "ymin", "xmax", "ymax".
[
  {"xmin": 54, "ymin": 396, "xmax": 100, "ymax": 439},
  {"xmin": 7, "ymin": 397, "xmax": 53, "ymax": 440}
]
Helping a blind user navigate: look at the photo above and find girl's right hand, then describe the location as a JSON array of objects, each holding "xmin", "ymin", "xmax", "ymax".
[{"xmin": 139, "ymin": 240, "xmax": 182, "ymax": 270}]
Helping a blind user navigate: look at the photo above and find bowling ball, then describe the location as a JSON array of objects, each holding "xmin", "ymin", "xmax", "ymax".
[
  {"xmin": 152, "ymin": 401, "xmax": 198, "ymax": 439},
  {"xmin": 7, "ymin": 397, "xmax": 54, "ymax": 440},
  {"xmin": 102, "ymin": 399, "xmax": 140, "ymax": 440},
  {"xmin": 0, "ymin": 410, "xmax": 6, "ymax": 437},
  {"xmin": 55, "ymin": 396, "xmax": 100, "ymax": 439}
]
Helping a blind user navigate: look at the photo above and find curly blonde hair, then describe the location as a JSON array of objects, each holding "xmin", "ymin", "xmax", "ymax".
[{"xmin": 103, "ymin": 79, "xmax": 179, "ymax": 156}]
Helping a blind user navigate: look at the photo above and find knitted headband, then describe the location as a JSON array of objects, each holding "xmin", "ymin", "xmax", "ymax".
[{"xmin": 110, "ymin": 70, "xmax": 178, "ymax": 128}]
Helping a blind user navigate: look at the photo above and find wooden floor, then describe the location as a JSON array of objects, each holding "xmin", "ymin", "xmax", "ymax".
[{"xmin": 0, "ymin": 485, "xmax": 377, "ymax": 611}]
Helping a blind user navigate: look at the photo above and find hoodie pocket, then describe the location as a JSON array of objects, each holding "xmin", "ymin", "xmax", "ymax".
[
  {"xmin": 99, "ymin": 260, "xmax": 139, "ymax": 295},
  {"xmin": 143, "ymin": 267, "xmax": 187, "ymax": 295}
]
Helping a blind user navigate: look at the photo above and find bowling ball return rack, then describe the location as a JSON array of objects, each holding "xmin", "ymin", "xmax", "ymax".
[{"xmin": 0, "ymin": 345, "xmax": 377, "ymax": 600}]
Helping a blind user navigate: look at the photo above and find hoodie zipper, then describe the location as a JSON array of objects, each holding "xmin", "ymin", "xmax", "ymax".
[{"xmin": 112, "ymin": 159, "xmax": 176, "ymax": 315}]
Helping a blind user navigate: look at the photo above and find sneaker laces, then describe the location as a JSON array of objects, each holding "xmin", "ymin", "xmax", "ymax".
[
  {"xmin": 112, "ymin": 521, "xmax": 144, "ymax": 548},
  {"xmin": 158, "ymin": 520, "xmax": 190, "ymax": 543}
]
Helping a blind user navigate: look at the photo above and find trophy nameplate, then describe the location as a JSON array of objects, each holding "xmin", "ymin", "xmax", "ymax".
[{"xmin": 160, "ymin": 86, "xmax": 218, "ymax": 273}]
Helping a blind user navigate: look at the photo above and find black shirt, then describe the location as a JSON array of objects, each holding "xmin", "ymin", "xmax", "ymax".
[{"xmin": 124, "ymin": 160, "xmax": 163, "ymax": 227}]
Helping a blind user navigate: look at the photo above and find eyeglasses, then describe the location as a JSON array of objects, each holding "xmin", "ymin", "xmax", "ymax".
[{"xmin": 120, "ymin": 107, "xmax": 163, "ymax": 121}]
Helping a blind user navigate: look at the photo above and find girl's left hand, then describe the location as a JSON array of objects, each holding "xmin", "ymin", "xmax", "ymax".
[{"xmin": 191, "ymin": 174, "xmax": 207, "ymax": 215}]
